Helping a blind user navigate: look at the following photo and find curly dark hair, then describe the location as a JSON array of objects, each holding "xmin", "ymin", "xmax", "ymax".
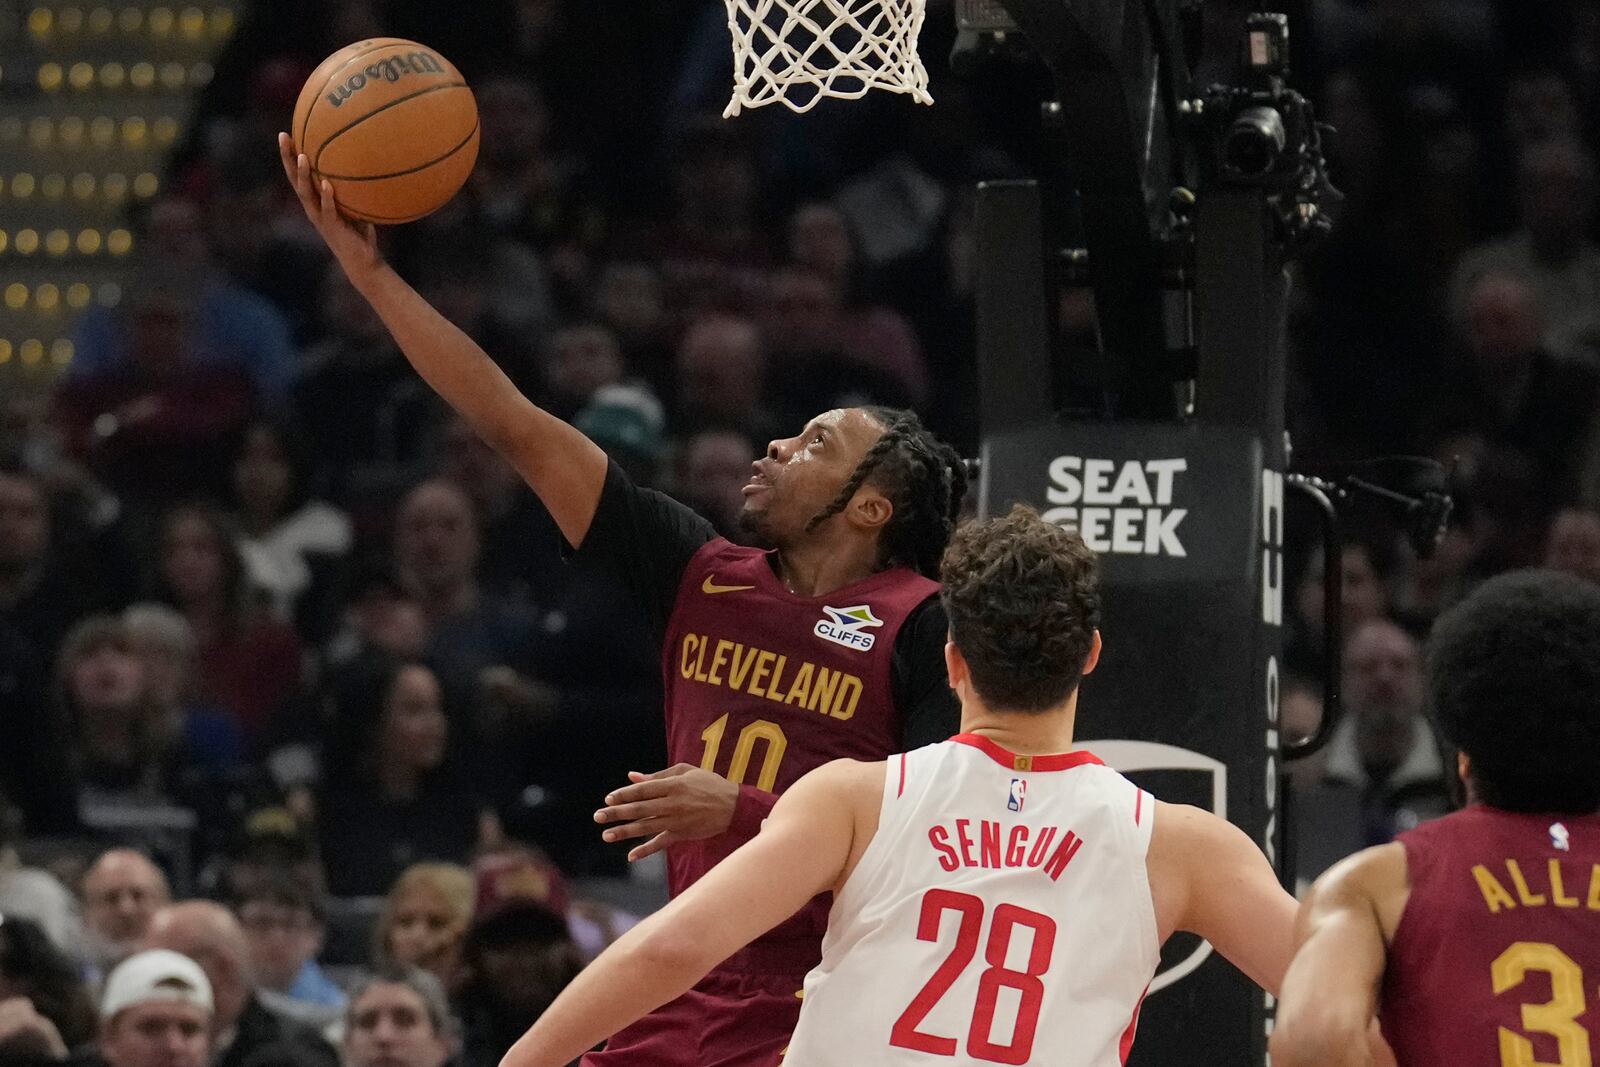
[
  {"xmin": 940, "ymin": 505, "xmax": 1101, "ymax": 713},
  {"xmin": 1426, "ymin": 569, "xmax": 1600, "ymax": 814},
  {"xmin": 804, "ymin": 407, "xmax": 968, "ymax": 578}
]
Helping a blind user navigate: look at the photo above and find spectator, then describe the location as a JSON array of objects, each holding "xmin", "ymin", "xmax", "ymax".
[
  {"xmin": 323, "ymin": 571, "xmax": 429, "ymax": 670},
  {"xmin": 1544, "ymin": 505, "xmax": 1600, "ymax": 583},
  {"xmin": 408, "ymin": 236, "xmax": 546, "ymax": 396},
  {"xmin": 538, "ymin": 324, "xmax": 626, "ymax": 422},
  {"xmin": 434, "ymin": 417, "xmax": 565, "ymax": 608},
  {"xmin": 424, "ymin": 433, "xmax": 662, "ymax": 874},
  {"xmin": 121, "ymin": 604, "xmax": 246, "ymax": 774},
  {"xmin": 1502, "ymin": 66, "xmax": 1584, "ymax": 151},
  {"xmin": 205, "ymin": 810, "xmax": 327, "ymax": 913},
  {"xmin": 759, "ymin": 266, "xmax": 915, "ymax": 428},
  {"xmin": 53, "ymin": 269, "xmax": 257, "ymax": 511},
  {"xmin": 142, "ymin": 902, "xmax": 337, "ymax": 1067},
  {"xmin": 1321, "ymin": 619, "xmax": 1451, "ymax": 845},
  {"xmin": 392, "ymin": 480, "xmax": 542, "ymax": 694},
  {"xmin": 96, "ymin": 950, "xmax": 214, "ymax": 1067},
  {"xmin": 573, "ymin": 385, "xmax": 666, "ymax": 488},
  {"xmin": 153, "ymin": 506, "xmax": 304, "ymax": 749},
  {"xmin": 0, "ymin": 620, "xmax": 79, "ymax": 836},
  {"xmin": 232, "ymin": 876, "xmax": 343, "ymax": 1028},
  {"xmin": 204, "ymin": 165, "xmax": 330, "ymax": 354},
  {"xmin": 293, "ymin": 267, "xmax": 442, "ymax": 505},
  {"xmin": 675, "ymin": 427, "xmax": 759, "ymax": 540},
  {"xmin": 0, "ymin": 842, "xmax": 84, "ymax": 976},
  {"xmin": 318, "ymin": 659, "xmax": 489, "ymax": 897},
  {"xmin": 591, "ymin": 261, "xmax": 672, "ymax": 396},
  {"xmin": 342, "ymin": 967, "xmax": 456, "ymax": 1067},
  {"xmin": 1430, "ymin": 270, "xmax": 1600, "ymax": 501},
  {"xmin": 69, "ymin": 196, "xmax": 296, "ymax": 405},
  {"xmin": 1286, "ymin": 539, "xmax": 1392, "ymax": 678},
  {"xmin": 230, "ymin": 420, "xmax": 352, "ymax": 642},
  {"xmin": 0, "ymin": 466, "xmax": 104, "ymax": 668},
  {"xmin": 1279, "ymin": 675, "xmax": 1367, "ymax": 890},
  {"xmin": 784, "ymin": 202, "xmax": 931, "ymax": 406},
  {"xmin": 672, "ymin": 314, "xmax": 772, "ymax": 436},
  {"xmin": 454, "ymin": 853, "xmax": 581, "ymax": 1067},
  {"xmin": 644, "ymin": 120, "xmax": 772, "ymax": 317},
  {"xmin": 374, "ymin": 864, "xmax": 475, "ymax": 992},
  {"xmin": 0, "ymin": 916, "xmax": 96, "ymax": 1060},
  {"xmin": 1451, "ymin": 140, "xmax": 1600, "ymax": 358},
  {"xmin": 56, "ymin": 616, "xmax": 169, "ymax": 805},
  {"xmin": 449, "ymin": 73, "xmax": 601, "ymax": 310},
  {"xmin": 81, "ymin": 850, "xmax": 170, "ymax": 969}
]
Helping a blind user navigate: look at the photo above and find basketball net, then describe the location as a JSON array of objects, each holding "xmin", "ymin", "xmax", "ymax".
[{"xmin": 723, "ymin": 0, "xmax": 933, "ymax": 116}]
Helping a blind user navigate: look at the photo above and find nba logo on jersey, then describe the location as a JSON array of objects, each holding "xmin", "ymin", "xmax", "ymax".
[
  {"xmin": 1008, "ymin": 778, "xmax": 1027, "ymax": 812},
  {"xmin": 1551, "ymin": 822, "xmax": 1570, "ymax": 851}
]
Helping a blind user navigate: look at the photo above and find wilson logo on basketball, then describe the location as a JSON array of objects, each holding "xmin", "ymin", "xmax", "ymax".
[{"xmin": 325, "ymin": 52, "xmax": 446, "ymax": 108}]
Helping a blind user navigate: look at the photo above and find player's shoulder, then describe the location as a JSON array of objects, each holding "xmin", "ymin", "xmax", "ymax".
[
  {"xmin": 788, "ymin": 757, "xmax": 888, "ymax": 797},
  {"xmin": 688, "ymin": 536, "xmax": 751, "ymax": 566},
  {"xmin": 1148, "ymin": 802, "xmax": 1261, "ymax": 868},
  {"xmin": 1305, "ymin": 842, "xmax": 1410, "ymax": 942},
  {"xmin": 814, "ymin": 756, "xmax": 889, "ymax": 791}
]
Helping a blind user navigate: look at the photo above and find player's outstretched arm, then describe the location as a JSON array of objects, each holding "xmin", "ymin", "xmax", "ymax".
[
  {"xmin": 276, "ymin": 133, "xmax": 608, "ymax": 547},
  {"xmin": 1270, "ymin": 844, "xmax": 1407, "ymax": 1067},
  {"xmin": 1150, "ymin": 802, "xmax": 1298, "ymax": 995},
  {"xmin": 500, "ymin": 760, "xmax": 879, "ymax": 1067}
]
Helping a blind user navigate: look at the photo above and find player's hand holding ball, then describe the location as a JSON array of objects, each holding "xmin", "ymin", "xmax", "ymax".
[{"xmin": 277, "ymin": 39, "xmax": 479, "ymax": 280}]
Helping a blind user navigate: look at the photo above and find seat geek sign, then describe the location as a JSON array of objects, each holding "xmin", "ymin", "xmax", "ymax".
[
  {"xmin": 1042, "ymin": 456, "xmax": 1188, "ymax": 556},
  {"xmin": 982, "ymin": 421, "xmax": 1258, "ymax": 583}
]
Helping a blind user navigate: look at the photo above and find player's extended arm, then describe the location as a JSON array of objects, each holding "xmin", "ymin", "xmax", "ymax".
[
  {"xmin": 276, "ymin": 133, "xmax": 607, "ymax": 547},
  {"xmin": 1153, "ymin": 802, "xmax": 1298, "ymax": 995},
  {"xmin": 501, "ymin": 761, "xmax": 868, "ymax": 1067},
  {"xmin": 1270, "ymin": 844, "xmax": 1407, "ymax": 1067}
]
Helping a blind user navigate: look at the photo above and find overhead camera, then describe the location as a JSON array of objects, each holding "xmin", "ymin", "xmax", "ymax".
[
  {"xmin": 1193, "ymin": 14, "xmax": 1338, "ymax": 249},
  {"xmin": 1202, "ymin": 15, "xmax": 1307, "ymax": 182}
]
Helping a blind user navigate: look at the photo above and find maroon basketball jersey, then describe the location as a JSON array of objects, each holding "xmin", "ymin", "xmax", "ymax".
[
  {"xmin": 1381, "ymin": 805, "xmax": 1600, "ymax": 1066},
  {"xmin": 661, "ymin": 538, "xmax": 940, "ymax": 971}
]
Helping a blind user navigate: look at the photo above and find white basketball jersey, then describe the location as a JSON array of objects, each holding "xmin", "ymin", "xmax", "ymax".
[{"xmin": 783, "ymin": 733, "xmax": 1160, "ymax": 1066}]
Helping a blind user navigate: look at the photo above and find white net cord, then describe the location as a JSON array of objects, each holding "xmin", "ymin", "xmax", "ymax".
[{"xmin": 724, "ymin": 0, "xmax": 933, "ymax": 116}]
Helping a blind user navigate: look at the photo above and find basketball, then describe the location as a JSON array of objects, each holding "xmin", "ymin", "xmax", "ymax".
[{"xmin": 291, "ymin": 38, "xmax": 479, "ymax": 225}]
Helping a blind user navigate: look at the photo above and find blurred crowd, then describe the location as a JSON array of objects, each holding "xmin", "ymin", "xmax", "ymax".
[{"xmin": 2, "ymin": 0, "xmax": 1600, "ymax": 1064}]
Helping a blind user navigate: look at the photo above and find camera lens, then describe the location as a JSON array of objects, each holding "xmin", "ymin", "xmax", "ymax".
[{"xmin": 1224, "ymin": 105, "xmax": 1287, "ymax": 176}]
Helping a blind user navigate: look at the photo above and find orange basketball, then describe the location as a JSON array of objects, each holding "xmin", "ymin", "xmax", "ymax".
[{"xmin": 292, "ymin": 39, "xmax": 479, "ymax": 225}]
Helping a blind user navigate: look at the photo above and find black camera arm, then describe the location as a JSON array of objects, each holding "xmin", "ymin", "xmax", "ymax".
[{"xmin": 1282, "ymin": 462, "xmax": 1454, "ymax": 759}]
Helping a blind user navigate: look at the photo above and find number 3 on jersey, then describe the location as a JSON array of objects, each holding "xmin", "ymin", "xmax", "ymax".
[
  {"xmin": 890, "ymin": 889, "xmax": 1057, "ymax": 1065},
  {"xmin": 1491, "ymin": 941, "xmax": 1595, "ymax": 1067},
  {"xmin": 699, "ymin": 713, "xmax": 787, "ymax": 792}
]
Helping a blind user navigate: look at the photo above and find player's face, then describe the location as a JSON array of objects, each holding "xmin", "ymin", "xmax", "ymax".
[{"xmin": 740, "ymin": 408, "xmax": 885, "ymax": 547}]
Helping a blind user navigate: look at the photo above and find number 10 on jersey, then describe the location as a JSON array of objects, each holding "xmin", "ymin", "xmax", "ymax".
[{"xmin": 699, "ymin": 713, "xmax": 788, "ymax": 792}]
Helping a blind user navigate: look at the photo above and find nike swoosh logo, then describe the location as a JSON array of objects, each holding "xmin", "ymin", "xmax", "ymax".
[{"xmin": 702, "ymin": 575, "xmax": 755, "ymax": 595}]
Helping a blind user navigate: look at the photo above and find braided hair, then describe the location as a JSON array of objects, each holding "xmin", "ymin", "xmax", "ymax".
[{"xmin": 803, "ymin": 407, "xmax": 968, "ymax": 577}]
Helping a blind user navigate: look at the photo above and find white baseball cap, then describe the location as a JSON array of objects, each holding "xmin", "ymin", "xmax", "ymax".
[{"xmin": 100, "ymin": 949, "xmax": 214, "ymax": 1021}]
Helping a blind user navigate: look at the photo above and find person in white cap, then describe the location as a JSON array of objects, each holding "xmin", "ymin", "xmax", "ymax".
[{"xmin": 99, "ymin": 950, "xmax": 212, "ymax": 1067}]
